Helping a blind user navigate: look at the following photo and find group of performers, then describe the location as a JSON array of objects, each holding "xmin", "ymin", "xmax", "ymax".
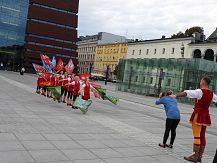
[
  {"xmin": 156, "ymin": 76, "xmax": 217, "ymax": 163},
  {"xmin": 36, "ymin": 70, "xmax": 93, "ymax": 109}
]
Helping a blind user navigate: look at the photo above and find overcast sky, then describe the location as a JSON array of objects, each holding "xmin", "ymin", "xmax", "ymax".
[{"xmin": 78, "ymin": 0, "xmax": 217, "ymax": 40}]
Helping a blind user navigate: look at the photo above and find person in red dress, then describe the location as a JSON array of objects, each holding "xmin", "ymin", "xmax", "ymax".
[
  {"xmin": 81, "ymin": 78, "xmax": 93, "ymax": 101},
  {"xmin": 36, "ymin": 73, "xmax": 42, "ymax": 94},
  {"xmin": 59, "ymin": 71, "xmax": 68, "ymax": 103},
  {"xmin": 68, "ymin": 76, "xmax": 82, "ymax": 109},
  {"xmin": 66, "ymin": 74, "xmax": 75, "ymax": 106},
  {"xmin": 171, "ymin": 76, "xmax": 217, "ymax": 162}
]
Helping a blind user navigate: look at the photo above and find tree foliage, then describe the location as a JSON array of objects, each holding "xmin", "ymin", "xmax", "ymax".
[{"xmin": 171, "ymin": 26, "xmax": 203, "ymax": 38}]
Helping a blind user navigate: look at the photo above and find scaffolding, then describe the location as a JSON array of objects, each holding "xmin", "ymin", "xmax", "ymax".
[{"xmin": 117, "ymin": 58, "xmax": 217, "ymax": 103}]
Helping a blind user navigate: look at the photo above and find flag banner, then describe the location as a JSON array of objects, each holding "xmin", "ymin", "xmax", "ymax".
[
  {"xmin": 38, "ymin": 72, "xmax": 51, "ymax": 81},
  {"xmin": 32, "ymin": 63, "xmax": 46, "ymax": 72},
  {"xmin": 55, "ymin": 58, "xmax": 64, "ymax": 71},
  {"xmin": 73, "ymin": 97, "xmax": 92, "ymax": 114},
  {"xmin": 93, "ymin": 90, "xmax": 101, "ymax": 99},
  {"xmin": 65, "ymin": 59, "xmax": 74, "ymax": 74},
  {"xmin": 39, "ymin": 81, "xmax": 52, "ymax": 87},
  {"xmin": 40, "ymin": 54, "xmax": 54, "ymax": 68},
  {"xmin": 47, "ymin": 86, "xmax": 61, "ymax": 100},
  {"xmin": 52, "ymin": 56, "xmax": 57, "ymax": 67},
  {"xmin": 104, "ymin": 95, "xmax": 119, "ymax": 105},
  {"xmin": 96, "ymin": 88, "xmax": 107, "ymax": 100},
  {"xmin": 79, "ymin": 74, "xmax": 90, "ymax": 81}
]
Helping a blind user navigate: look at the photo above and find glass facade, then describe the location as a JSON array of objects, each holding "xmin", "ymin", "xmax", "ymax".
[
  {"xmin": 0, "ymin": 0, "xmax": 29, "ymax": 47},
  {"xmin": 117, "ymin": 58, "xmax": 217, "ymax": 103}
]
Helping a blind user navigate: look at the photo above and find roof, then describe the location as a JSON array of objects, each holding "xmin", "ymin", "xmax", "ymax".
[
  {"xmin": 207, "ymin": 28, "xmax": 217, "ymax": 40},
  {"xmin": 128, "ymin": 37, "xmax": 194, "ymax": 45}
]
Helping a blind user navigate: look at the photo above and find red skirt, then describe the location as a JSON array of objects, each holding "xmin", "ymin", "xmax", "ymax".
[
  {"xmin": 73, "ymin": 90, "xmax": 79, "ymax": 96},
  {"xmin": 82, "ymin": 94, "xmax": 90, "ymax": 100},
  {"xmin": 190, "ymin": 109, "xmax": 211, "ymax": 126}
]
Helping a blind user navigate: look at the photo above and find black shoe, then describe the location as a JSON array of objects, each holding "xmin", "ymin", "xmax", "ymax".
[
  {"xmin": 159, "ymin": 143, "xmax": 166, "ymax": 148},
  {"xmin": 166, "ymin": 144, "xmax": 173, "ymax": 149}
]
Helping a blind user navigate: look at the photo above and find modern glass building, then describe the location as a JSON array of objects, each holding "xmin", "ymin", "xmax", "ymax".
[
  {"xmin": 117, "ymin": 58, "xmax": 217, "ymax": 103},
  {"xmin": 0, "ymin": 0, "xmax": 29, "ymax": 47}
]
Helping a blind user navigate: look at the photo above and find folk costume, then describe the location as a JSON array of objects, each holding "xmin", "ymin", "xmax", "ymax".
[{"xmin": 184, "ymin": 89, "xmax": 217, "ymax": 162}]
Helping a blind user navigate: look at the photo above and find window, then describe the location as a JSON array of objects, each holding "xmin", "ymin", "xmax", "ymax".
[
  {"xmin": 150, "ymin": 77, "xmax": 153, "ymax": 84},
  {"xmin": 132, "ymin": 50, "xmax": 135, "ymax": 55},
  {"xmin": 162, "ymin": 48, "xmax": 165, "ymax": 54},
  {"xmin": 146, "ymin": 49, "xmax": 149, "ymax": 55},
  {"xmin": 143, "ymin": 77, "xmax": 146, "ymax": 83},
  {"xmin": 154, "ymin": 49, "xmax": 157, "ymax": 54},
  {"xmin": 172, "ymin": 48, "xmax": 175, "ymax": 54},
  {"xmin": 139, "ymin": 49, "xmax": 142, "ymax": 55}
]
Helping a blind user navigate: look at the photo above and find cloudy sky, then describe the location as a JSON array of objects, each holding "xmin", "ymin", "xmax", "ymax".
[{"xmin": 78, "ymin": 0, "xmax": 217, "ymax": 40}]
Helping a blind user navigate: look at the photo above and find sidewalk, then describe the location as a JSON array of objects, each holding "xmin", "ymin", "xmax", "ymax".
[{"xmin": 0, "ymin": 71, "xmax": 216, "ymax": 163}]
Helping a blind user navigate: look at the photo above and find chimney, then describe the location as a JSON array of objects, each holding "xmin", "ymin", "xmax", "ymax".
[{"xmin": 162, "ymin": 35, "xmax": 166, "ymax": 39}]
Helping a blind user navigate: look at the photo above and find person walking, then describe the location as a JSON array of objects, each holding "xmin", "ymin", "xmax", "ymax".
[
  {"xmin": 155, "ymin": 90, "xmax": 180, "ymax": 149},
  {"xmin": 171, "ymin": 76, "xmax": 217, "ymax": 163}
]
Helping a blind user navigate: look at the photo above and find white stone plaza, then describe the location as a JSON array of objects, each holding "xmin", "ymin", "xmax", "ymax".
[{"xmin": 0, "ymin": 71, "xmax": 216, "ymax": 163}]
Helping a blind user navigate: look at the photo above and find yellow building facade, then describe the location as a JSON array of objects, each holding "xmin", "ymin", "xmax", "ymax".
[{"xmin": 94, "ymin": 42, "xmax": 128, "ymax": 78}]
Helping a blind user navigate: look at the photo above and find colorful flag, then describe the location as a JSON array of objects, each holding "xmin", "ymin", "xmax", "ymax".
[
  {"xmin": 55, "ymin": 58, "xmax": 64, "ymax": 71},
  {"xmin": 96, "ymin": 88, "xmax": 107, "ymax": 100},
  {"xmin": 93, "ymin": 90, "xmax": 101, "ymax": 99},
  {"xmin": 104, "ymin": 95, "xmax": 119, "ymax": 105},
  {"xmin": 40, "ymin": 54, "xmax": 54, "ymax": 68},
  {"xmin": 38, "ymin": 72, "xmax": 51, "ymax": 81},
  {"xmin": 65, "ymin": 59, "xmax": 74, "ymax": 74},
  {"xmin": 32, "ymin": 63, "xmax": 46, "ymax": 72},
  {"xmin": 47, "ymin": 86, "xmax": 61, "ymax": 101},
  {"xmin": 73, "ymin": 97, "xmax": 92, "ymax": 114},
  {"xmin": 39, "ymin": 81, "xmax": 52, "ymax": 87}
]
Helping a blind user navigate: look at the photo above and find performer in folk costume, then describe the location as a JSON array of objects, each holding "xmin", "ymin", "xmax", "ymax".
[
  {"xmin": 80, "ymin": 78, "xmax": 94, "ymax": 101},
  {"xmin": 53, "ymin": 74, "xmax": 60, "ymax": 101},
  {"xmin": 66, "ymin": 74, "xmax": 75, "ymax": 106},
  {"xmin": 171, "ymin": 76, "xmax": 217, "ymax": 162},
  {"xmin": 36, "ymin": 73, "xmax": 43, "ymax": 94},
  {"xmin": 59, "ymin": 71, "xmax": 68, "ymax": 103},
  {"xmin": 48, "ymin": 73, "xmax": 55, "ymax": 98},
  {"xmin": 155, "ymin": 90, "xmax": 180, "ymax": 149},
  {"xmin": 68, "ymin": 76, "xmax": 82, "ymax": 109}
]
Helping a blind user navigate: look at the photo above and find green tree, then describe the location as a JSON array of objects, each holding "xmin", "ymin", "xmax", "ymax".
[
  {"xmin": 171, "ymin": 31, "xmax": 185, "ymax": 38},
  {"xmin": 185, "ymin": 26, "xmax": 204, "ymax": 37},
  {"xmin": 171, "ymin": 26, "xmax": 204, "ymax": 38}
]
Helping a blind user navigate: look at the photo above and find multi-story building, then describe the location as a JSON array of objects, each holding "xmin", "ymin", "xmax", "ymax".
[
  {"xmin": 24, "ymin": 0, "xmax": 79, "ymax": 71},
  {"xmin": 77, "ymin": 32, "xmax": 126, "ymax": 74},
  {"xmin": 127, "ymin": 36, "xmax": 194, "ymax": 59},
  {"xmin": 127, "ymin": 30, "xmax": 217, "ymax": 64},
  {"xmin": 94, "ymin": 42, "xmax": 128, "ymax": 79},
  {"xmin": 0, "ymin": 0, "xmax": 29, "ymax": 47},
  {"xmin": 0, "ymin": 0, "xmax": 79, "ymax": 72}
]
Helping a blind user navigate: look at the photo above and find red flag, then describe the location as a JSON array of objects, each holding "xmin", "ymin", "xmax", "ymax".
[
  {"xmin": 55, "ymin": 58, "xmax": 64, "ymax": 71},
  {"xmin": 65, "ymin": 59, "xmax": 74, "ymax": 74},
  {"xmin": 38, "ymin": 72, "xmax": 51, "ymax": 81},
  {"xmin": 40, "ymin": 54, "xmax": 54, "ymax": 68},
  {"xmin": 93, "ymin": 90, "xmax": 101, "ymax": 99},
  {"xmin": 32, "ymin": 63, "xmax": 46, "ymax": 72}
]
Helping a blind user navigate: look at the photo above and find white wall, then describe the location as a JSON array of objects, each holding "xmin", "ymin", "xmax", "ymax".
[{"xmin": 127, "ymin": 38, "xmax": 194, "ymax": 59}]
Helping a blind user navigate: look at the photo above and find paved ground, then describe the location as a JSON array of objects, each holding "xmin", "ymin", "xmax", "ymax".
[{"xmin": 0, "ymin": 71, "xmax": 216, "ymax": 163}]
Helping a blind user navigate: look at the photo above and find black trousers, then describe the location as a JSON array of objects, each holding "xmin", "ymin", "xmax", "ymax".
[
  {"xmin": 213, "ymin": 149, "xmax": 217, "ymax": 163},
  {"xmin": 67, "ymin": 91, "xmax": 73, "ymax": 99},
  {"xmin": 163, "ymin": 118, "xmax": 180, "ymax": 145},
  {"xmin": 61, "ymin": 87, "xmax": 67, "ymax": 97}
]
